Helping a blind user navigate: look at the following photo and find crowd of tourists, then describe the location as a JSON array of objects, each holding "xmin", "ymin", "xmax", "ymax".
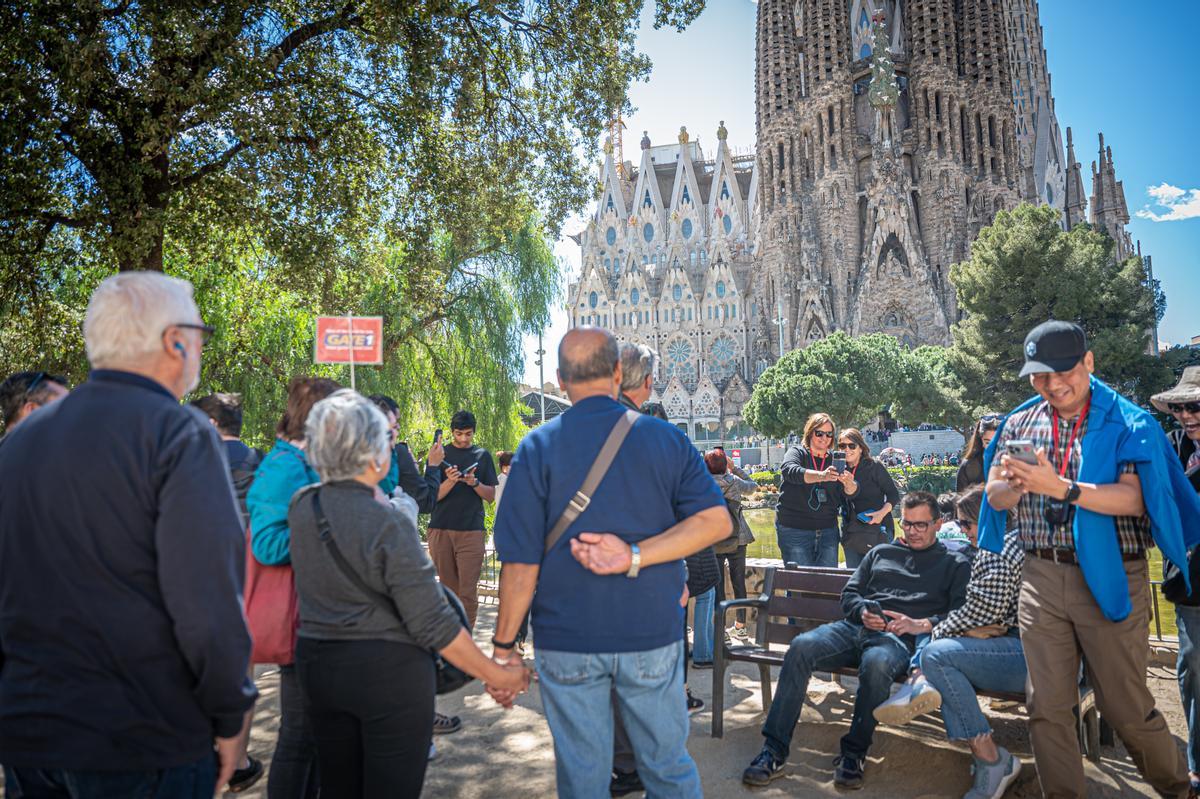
[{"xmin": 0, "ymin": 273, "xmax": 1199, "ymax": 799}]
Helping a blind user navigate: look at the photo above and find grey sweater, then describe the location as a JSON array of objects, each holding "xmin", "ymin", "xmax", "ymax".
[{"xmin": 288, "ymin": 481, "xmax": 461, "ymax": 651}]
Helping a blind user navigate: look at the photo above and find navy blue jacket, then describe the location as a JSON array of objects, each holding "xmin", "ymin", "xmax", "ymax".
[{"xmin": 0, "ymin": 370, "xmax": 257, "ymax": 770}]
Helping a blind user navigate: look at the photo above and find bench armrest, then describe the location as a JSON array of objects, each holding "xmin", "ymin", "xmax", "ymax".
[{"xmin": 717, "ymin": 597, "xmax": 765, "ymax": 626}]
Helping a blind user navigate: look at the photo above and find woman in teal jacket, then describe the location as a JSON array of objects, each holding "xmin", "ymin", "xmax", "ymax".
[{"xmin": 248, "ymin": 376, "xmax": 341, "ymax": 799}]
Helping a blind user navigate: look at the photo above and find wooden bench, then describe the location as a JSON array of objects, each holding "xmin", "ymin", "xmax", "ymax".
[{"xmin": 711, "ymin": 565, "xmax": 1110, "ymax": 761}]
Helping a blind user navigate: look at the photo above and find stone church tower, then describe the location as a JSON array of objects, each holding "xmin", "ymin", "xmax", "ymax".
[{"xmin": 568, "ymin": 0, "xmax": 1140, "ymax": 441}]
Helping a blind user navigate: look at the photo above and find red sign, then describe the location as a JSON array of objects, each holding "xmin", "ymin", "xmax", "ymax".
[
  {"xmin": 731, "ymin": 449, "xmax": 741, "ymax": 457},
  {"xmin": 315, "ymin": 316, "xmax": 383, "ymax": 364}
]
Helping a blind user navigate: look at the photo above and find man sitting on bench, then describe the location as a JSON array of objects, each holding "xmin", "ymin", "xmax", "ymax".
[{"xmin": 742, "ymin": 491, "xmax": 970, "ymax": 789}]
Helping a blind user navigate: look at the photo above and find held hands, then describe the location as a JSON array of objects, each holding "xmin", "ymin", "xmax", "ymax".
[
  {"xmin": 882, "ymin": 610, "xmax": 930, "ymax": 636},
  {"xmin": 485, "ymin": 649, "xmax": 532, "ymax": 709},
  {"xmin": 999, "ymin": 450, "xmax": 1066, "ymax": 499},
  {"xmin": 569, "ymin": 532, "xmax": 633, "ymax": 575},
  {"xmin": 861, "ymin": 608, "xmax": 887, "ymax": 631}
]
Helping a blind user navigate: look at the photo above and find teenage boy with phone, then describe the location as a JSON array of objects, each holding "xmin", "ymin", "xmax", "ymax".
[{"xmin": 428, "ymin": 410, "xmax": 498, "ymax": 630}]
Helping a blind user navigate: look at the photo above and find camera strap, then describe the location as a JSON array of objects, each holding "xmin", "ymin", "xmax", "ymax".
[{"xmin": 1050, "ymin": 398, "xmax": 1090, "ymax": 477}]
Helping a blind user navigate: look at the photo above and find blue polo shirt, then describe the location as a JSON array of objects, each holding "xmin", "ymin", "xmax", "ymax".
[{"xmin": 494, "ymin": 395, "xmax": 724, "ymax": 653}]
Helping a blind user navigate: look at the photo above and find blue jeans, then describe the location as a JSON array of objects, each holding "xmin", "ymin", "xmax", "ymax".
[
  {"xmin": 776, "ymin": 524, "xmax": 839, "ymax": 568},
  {"xmin": 536, "ymin": 642, "xmax": 701, "ymax": 799},
  {"xmin": 762, "ymin": 619, "xmax": 911, "ymax": 761},
  {"xmin": 919, "ymin": 631, "xmax": 1027, "ymax": 740},
  {"xmin": 1177, "ymin": 605, "xmax": 1200, "ymax": 773},
  {"xmin": 3, "ymin": 755, "xmax": 215, "ymax": 798},
  {"xmin": 692, "ymin": 587, "xmax": 716, "ymax": 665}
]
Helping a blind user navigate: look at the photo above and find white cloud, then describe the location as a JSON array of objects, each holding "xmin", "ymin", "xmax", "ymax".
[{"xmin": 1136, "ymin": 182, "xmax": 1200, "ymax": 222}]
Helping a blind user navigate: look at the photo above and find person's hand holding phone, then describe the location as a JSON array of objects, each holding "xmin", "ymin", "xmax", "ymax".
[
  {"xmin": 443, "ymin": 464, "xmax": 462, "ymax": 484},
  {"xmin": 1001, "ymin": 447, "xmax": 1062, "ymax": 498},
  {"xmin": 463, "ymin": 463, "xmax": 479, "ymax": 487},
  {"xmin": 861, "ymin": 601, "xmax": 887, "ymax": 631},
  {"xmin": 820, "ymin": 466, "xmax": 840, "ymax": 482},
  {"xmin": 428, "ymin": 429, "xmax": 445, "ymax": 467}
]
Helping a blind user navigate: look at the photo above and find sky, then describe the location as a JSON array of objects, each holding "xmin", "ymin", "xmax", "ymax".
[{"xmin": 521, "ymin": 0, "xmax": 1200, "ymax": 387}]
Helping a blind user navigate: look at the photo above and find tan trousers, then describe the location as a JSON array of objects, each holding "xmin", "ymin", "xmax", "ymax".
[
  {"xmin": 1019, "ymin": 555, "xmax": 1188, "ymax": 799},
  {"xmin": 427, "ymin": 528, "xmax": 486, "ymax": 629}
]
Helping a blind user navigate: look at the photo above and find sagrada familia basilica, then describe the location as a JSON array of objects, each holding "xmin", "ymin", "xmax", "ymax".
[{"xmin": 569, "ymin": 0, "xmax": 1141, "ymax": 442}]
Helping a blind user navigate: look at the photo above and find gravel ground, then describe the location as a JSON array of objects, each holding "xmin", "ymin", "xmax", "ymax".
[{"xmin": 230, "ymin": 604, "xmax": 1190, "ymax": 798}]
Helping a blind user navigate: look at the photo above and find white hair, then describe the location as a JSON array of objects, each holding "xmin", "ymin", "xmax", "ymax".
[
  {"xmin": 306, "ymin": 390, "xmax": 391, "ymax": 483},
  {"xmin": 620, "ymin": 342, "xmax": 657, "ymax": 392},
  {"xmin": 84, "ymin": 272, "xmax": 199, "ymax": 369}
]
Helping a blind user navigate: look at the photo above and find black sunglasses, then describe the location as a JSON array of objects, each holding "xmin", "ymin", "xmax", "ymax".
[
  {"xmin": 812, "ymin": 430, "xmax": 834, "ymax": 439},
  {"xmin": 173, "ymin": 323, "xmax": 216, "ymax": 345},
  {"xmin": 1169, "ymin": 402, "xmax": 1200, "ymax": 414},
  {"xmin": 839, "ymin": 442, "xmax": 859, "ymax": 449},
  {"xmin": 956, "ymin": 518, "xmax": 977, "ymax": 529}
]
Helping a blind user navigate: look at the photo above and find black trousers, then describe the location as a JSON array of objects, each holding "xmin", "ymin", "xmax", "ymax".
[
  {"xmin": 296, "ymin": 638, "xmax": 435, "ymax": 799},
  {"xmin": 715, "ymin": 546, "xmax": 748, "ymax": 625}
]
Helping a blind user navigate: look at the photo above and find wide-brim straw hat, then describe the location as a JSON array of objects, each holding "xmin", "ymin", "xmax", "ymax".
[{"xmin": 1151, "ymin": 366, "xmax": 1200, "ymax": 414}]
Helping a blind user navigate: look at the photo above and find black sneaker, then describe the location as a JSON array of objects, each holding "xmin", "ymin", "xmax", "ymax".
[
  {"xmin": 686, "ymin": 689, "xmax": 704, "ymax": 715},
  {"xmin": 610, "ymin": 769, "xmax": 644, "ymax": 797},
  {"xmin": 691, "ymin": 660, "xmax": 713, "ymax": 670},
  {"xmin": 228, "ymin": 756, "xmax": 264, "ymax": 793},
  {"xmin": 742, "ymin": 749, "xmax": 786, "ymax": 786},
  {"xmin": 833, "ymin": 755, "xmax": 865, "ymax": 789}
]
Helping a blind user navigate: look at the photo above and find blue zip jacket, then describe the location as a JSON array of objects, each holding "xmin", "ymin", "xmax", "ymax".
[
  {"xmin": 980, "ymin": 376, "xmax": 1200, "ymax": 621},
  {"xmin": 247, "ymin": 439, "xmax": 318, "ymax": 566}
]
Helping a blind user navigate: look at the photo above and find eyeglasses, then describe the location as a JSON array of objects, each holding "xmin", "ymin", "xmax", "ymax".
[
  {"xmin": 1169, "ymin": 402, "xmax": 1200, "ymax": 414},
  {"xmin": 899, "ymin": 519, "xmax": 932, "ymax": 532},
  {"xmin": 812, "ymin": 430, "xmax": 834, "ymax": 439},
  {"xmin": 172, "ymin": 323, "xmax": 216, "ymax": 345},
  {"xmin": 839, "ymin": 442, "xmax": 859, "ymax": 450},
  {"xmin": 956, "ymin": 518, "xmax": 977, "ymax": 530}
]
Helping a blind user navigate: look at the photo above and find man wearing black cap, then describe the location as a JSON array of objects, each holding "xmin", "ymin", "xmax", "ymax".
[{"xmin": 980, "ymin": 320, "xmax": 1194, "ymax": 798}]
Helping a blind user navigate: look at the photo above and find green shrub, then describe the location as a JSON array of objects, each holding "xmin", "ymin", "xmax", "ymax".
[
  {"xmin": 886, "ymin": 465, "xmax": 958, "ymax": 496},
  {"xmin": 750, "ymin": 471, "xmax": 781, "ymax": 487}
]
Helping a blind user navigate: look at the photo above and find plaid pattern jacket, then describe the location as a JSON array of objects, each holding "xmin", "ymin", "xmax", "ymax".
[{"xmin": 932, "ymin": 533, "xmax": 1024, "ymax": 639}]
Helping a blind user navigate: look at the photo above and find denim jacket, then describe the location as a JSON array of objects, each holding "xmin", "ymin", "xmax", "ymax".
[{"xmin": 979, "ymin": 377, "xmax": 1200, "ymax": 621}]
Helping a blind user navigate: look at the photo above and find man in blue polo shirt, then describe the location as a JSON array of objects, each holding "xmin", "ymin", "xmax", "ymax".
[{"xmin": 490, "ymin": 327, "xmax": 730, "ymax": 799}]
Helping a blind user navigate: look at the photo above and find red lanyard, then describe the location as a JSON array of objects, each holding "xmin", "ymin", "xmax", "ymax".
[
  {"xmin": 812, "ymin": 452, "xmax": 828, "ymax": 472},
  {"xmin": 1050, "ymin": 399, "xmax": 1090, "ymax": 477}
]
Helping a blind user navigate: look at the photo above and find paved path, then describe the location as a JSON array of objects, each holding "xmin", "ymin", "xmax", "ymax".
[{"xmin": 236, "ymin": 605, "xmax": 1188, "ymax": 798}]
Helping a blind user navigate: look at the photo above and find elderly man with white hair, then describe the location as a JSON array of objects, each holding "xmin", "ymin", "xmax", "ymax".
[{"xmin": 0, "ymin": 272, "xmax": 257, "ymax": 798}]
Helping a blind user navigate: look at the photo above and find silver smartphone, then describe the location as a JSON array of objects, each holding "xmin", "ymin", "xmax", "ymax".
[{"xmin": 1004, "ymin": 439, "xmax": 1038, "ymax": 466}]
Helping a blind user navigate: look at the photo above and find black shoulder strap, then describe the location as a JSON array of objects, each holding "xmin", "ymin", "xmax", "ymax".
[
  {"xmin": 543, "ymin": 408, "xmax": 639, "ymax": 557},
  {"xmin": 310, "ymin": 489, "xmax": 400, "ymax": 619}
]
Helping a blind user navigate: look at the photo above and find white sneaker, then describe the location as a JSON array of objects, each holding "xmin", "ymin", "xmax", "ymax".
[{"xmin": 873, "ymin": 676, "xmax": 942, "ymax": 725}]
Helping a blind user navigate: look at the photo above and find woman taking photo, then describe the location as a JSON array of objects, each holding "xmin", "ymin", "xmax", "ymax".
[
  {"xmin": 837, "ymin": 428, "xmax": 899, "ymax": 569},
  {"xmin": 289, "ymin": 391, "xmax": 529, "ymax": 798},
  {"xmin": 956, "ymin": 414, "xmax": 1002, "ymax": 491},
  {"xmin": 777, "ymin": 413, "xmax": 858, "ymax": 567},
  {"xmin": 706, "ymin": 448, "xmax": 758, "ymax": 637}
]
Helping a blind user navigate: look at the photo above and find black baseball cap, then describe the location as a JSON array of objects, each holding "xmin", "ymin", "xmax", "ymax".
[{"xmin": 1019, "ymin": 320, "xmax": 1088, "ymax": 377}]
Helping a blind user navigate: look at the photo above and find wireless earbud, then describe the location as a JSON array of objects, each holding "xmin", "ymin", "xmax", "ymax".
[{"xmin": 174, "ymin": 343, "xmax": 186, "ymax": 357}]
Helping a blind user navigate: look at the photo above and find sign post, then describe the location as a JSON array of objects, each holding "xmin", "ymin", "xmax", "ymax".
[{"xmin": 315, "ymin": 316, "xmax": 383, "ymax": 389}]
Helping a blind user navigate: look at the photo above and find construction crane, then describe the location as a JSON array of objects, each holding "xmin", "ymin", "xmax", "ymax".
[{"xmin": 609, "ymin": 111, "xmax": 627, "ymax": 179}]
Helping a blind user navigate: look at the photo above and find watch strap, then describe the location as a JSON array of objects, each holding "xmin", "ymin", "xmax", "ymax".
[{"xmin": 626, "ymin": 543, "xmax": 641, "ymax": 578}]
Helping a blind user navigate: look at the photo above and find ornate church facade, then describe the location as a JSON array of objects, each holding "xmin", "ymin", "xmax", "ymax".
[{"xmin": 568, "ymin": 0, "xmax": 1138, "ymax": 441}]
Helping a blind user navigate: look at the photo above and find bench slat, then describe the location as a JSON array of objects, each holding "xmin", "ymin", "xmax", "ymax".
[
  {"xmin": 765, "ymin": 595, "xmax": 845, "ymax": 622},
  {"xmin": 771, "ymin": 570, "xmax": 854, "ymax": 594}
]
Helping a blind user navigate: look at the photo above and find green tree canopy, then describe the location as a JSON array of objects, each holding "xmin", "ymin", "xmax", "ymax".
[
  {"xmin": 743, "ymin": 332, "xmax": 909, "ymax": 437},
  {"xmin": 951, "ymin": 203, "xmax": 1169, "ymax": 410}
]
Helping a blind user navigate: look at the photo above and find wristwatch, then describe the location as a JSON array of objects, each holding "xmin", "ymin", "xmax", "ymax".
[
  {"xmin": 625, "ymin": 543, "xmax": 641, "ymax": 579},
  {"xmin": 1064, "ymin": 480, "xmax": 1082, "ymax": 504}
]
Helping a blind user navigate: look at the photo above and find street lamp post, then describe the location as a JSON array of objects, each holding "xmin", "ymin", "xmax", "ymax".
[{"xmin": 535, "ymin": 333, "xmax": 546, "ymax": 424}]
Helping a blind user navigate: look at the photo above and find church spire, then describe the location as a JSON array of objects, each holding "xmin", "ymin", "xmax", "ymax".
[
  {"xmin": 1089, "ymin": 132, "xmax": 1133, "ymax": 261},
  {"xmin": 1063, "ymin": 127, "xmax": 1087, "ymax": 230}
]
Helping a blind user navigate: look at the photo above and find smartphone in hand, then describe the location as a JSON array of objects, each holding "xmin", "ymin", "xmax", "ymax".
[
  {"xmin": 1004, "ymin": 439, "xmax": 1038, "ymax": 466},
  {"xmin": 832, "ymin": 450, "xmax": 846, "ymax": 474},
  {"xmin": 862, "ymin": 600, "xmax": 884, "ymax": 618},
  {"xmin": 463, "ymin": 462, "xmax": 479, "ymax": 476}
]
